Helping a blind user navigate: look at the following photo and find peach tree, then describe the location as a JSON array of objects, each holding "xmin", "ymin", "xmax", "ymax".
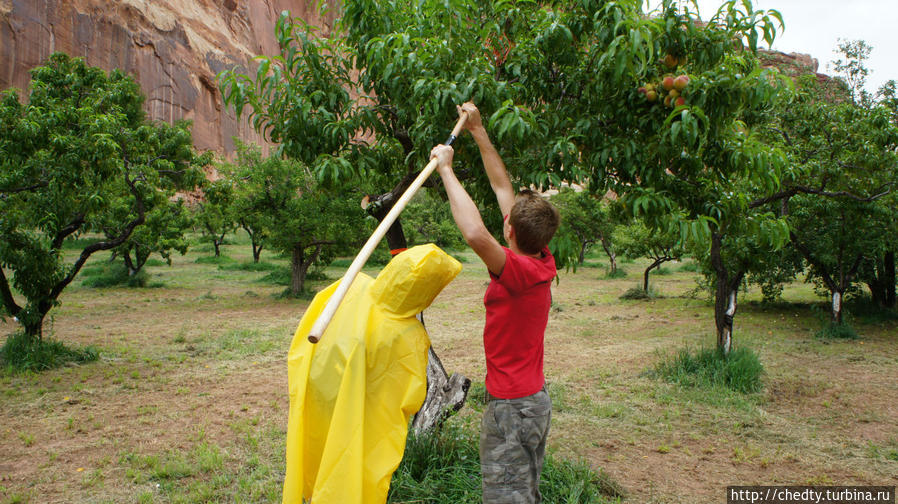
[
  {"xmin": 220, "ymin": 0, "xmax": 790, "ymax": 353},
  {"xmin": 0, "ymin": 53, "xmax": 208, "ymax": 339}
]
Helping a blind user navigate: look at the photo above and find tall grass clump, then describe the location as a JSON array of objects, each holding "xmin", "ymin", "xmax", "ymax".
[
  {"xmin": 603, "ymin": 268, "xmax": 626, "ymax": 279},
  {"xmin": 1, "ymin": 331, "xmax": 98, "ymax": 372},
  {"xmin": 652, "ymin": 346, "xmax": 764, "ymax": 394},
  {"xmin": 194, "ymin": 255, "xmax": 234, "ymax": 265},
  {"xmin": 80, "ymin": 262, "xmax": 148, "ymax": 288},
  {"xmin": 218, "ymin": 261, "xmax": 280, "ymax": 272},
  {"xmin": 815, "ymin": 322, "xmax": 859, "ymax": 340},
  {"xmin": 388, "ymin": 421, "xmax": 624, "ymax": 503},
  {"xmin": 619, "ymin": 285, "xmax": 657, "ymax": 300}
]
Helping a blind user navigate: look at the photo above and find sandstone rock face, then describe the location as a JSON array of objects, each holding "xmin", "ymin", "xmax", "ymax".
[
  {"xmin": 759, "ymin": 49, "xmax": 819, "ymax": 75},
  {"xmin": 0, "ymin": 0, "xmax": 336, "ymax": 154}
]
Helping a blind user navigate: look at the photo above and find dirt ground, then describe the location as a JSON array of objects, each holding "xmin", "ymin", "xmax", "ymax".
[{"xmin": 1, "ymin": 245, "xmax": 896, "ymax": 503}]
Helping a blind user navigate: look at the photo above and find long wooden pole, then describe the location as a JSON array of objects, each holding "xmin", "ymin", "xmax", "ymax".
[{"xmin": 307, "ymin": 113, "xmax": 468, "ymax": 343}]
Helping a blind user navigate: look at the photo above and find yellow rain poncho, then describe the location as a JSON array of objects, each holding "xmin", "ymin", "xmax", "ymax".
[{"xmin": 283, "ymin": 244, "xmax": 462, "ymax": 504}]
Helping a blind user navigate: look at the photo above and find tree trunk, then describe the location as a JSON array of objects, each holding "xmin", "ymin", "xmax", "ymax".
[
  {"xmin": 714, "ymin": 275, "xmax": 739, "ymax": 355},
  {"xmin": 867, "ymin": 254, "xmax": 889, "ymax": 308},
  {"xmin": 23, "ymin": 319, "xmax": 43, "ymax": 340},
  {"xmin": 242, "ymin": 226, "xmax": 263, "ymax": 263},
  {"xmin": 600, "ymin": 236, "xmax": 616, "ymax": 274},
  {"xmin": 213, "ymin": 240, "xmax": 221, "ymax": 257},
  {"xmin": 412, "ymin": 346, "xmax": 471, "ymax": 434},
  {"xmin": 291, "ymin": 246, "xmax": 306, "ymax": 296},
  {"xmin": 368, "ymin": 201, "xmax": 408, "ymax": 252},
  {"xmin": 123, "ymin": 252, "xmax": 138, "ymax": 276},
  {"xmin": 831, "ymin": 289, "xmax": 845, "ymax": 325},
  {"xmin": 885, "ymin": 251, "xmax": 896, "ymax": 309},
  {"xmin": 710, "ymin": 233, "xmax": 743, "ymax": 355},
  {"xmin": 643, "ymin": 258, "xmax": 666, "ymax": 293},
  {"xmin": 22, "ymin": 303, "xmax": 49, "ymax": 341}
]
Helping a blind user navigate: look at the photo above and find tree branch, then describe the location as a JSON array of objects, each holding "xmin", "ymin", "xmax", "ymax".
[
  {"xmin": 0, "ymin": 181, "xmax": 49, "ymax": 195},
  {"xmin": 51, "ymin": 213, "xmax": 86, "ymax": 250},
  {"xmin": 790, "ymin": 183, "xmax": 892, "ymax": 202},
  {"xmin": 49, "ymin": 174, "xmax": 147, "ymax": 300},
  {"xmin": 749, "ymin": 182, "xmax": 893, "ymax": 209},
  {"xmin": 790, "ymin": 231, "xmax": 837, "ymax": 293},
  {"xmin": 0, "ymin": 266, "xmax": 22, "ymax": 317}
]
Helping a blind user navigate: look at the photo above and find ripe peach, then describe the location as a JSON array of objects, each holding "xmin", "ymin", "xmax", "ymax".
[
  {"xmin": 674, "ymin": 74, "xmax": 689, "ymax": 91},
  {"xmin": 662, "ymin": 76, "xmax": 675, "ymax": 90}
]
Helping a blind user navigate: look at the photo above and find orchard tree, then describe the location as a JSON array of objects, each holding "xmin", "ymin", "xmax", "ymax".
[
  {"xmin": 401, "ymin": 191, "xmax": 465, "ymax": 251},
  {"xmin": 489, "ymin": 0, "xmax": 789, "ymax": 353},
  {"xmin": 218, "ymin": 142, "xmax": 275, "ymax": 263},
  {"xmin": 221, "ymin": 0, "xmax": 790, "ymax": 355},
  {"xmin": 112, "ymin": 198, "xmax": 193, "ymax": 276},
  {"xmin": 218, "ymin": 6, "xmax": 518, "ymax": 255},
  {"xmin": 552, "ymin": 187, "xmax": 623, "ymax": 271},
  {"xmin": 215, "ymin": 143, "xmax": 365, "ymax": 295},
  {"xmin": 767, "ymin": 75, "xmax": 898, "ymax": 323},
  {"xmin": 194, "ymin": 179, "xmax": 235, "ymax": 258},
  {"xmin": 615, "ymin": 220, "xmax": 685, "ymax": 293},
  {"xmin": 0, "ymin": 53, "xmax": 208, "ymax": 338},
  {"xmin": 254, "ymin": 156, "xmax": 365, "ymax": 296}
]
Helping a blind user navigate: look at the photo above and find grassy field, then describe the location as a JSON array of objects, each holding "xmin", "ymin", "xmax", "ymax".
[{"xmin": 1, "ymin": 233, "xmax": 896, "ymax": 503}]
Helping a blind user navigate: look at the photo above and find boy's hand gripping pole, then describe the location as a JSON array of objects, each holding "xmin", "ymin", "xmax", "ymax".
[{"xmin": 307, "ymin": 112, "xmax": 468, "ymax": 343}]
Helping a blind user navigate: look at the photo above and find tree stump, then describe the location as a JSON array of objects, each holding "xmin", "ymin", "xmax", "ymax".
[{"xmin": 412, "ymin": 347, "xmax": 471, "ymax": 434}]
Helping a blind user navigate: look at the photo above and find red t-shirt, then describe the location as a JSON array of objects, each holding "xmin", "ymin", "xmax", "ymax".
[{"xmin": 483, "ymin": 246, "xmax": 556, "ymax": 399}]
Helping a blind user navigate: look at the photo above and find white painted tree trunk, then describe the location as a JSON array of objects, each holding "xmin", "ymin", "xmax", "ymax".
[{"xmin": 831, "ymin": 291, "xmax": 843, "ymax": 325}]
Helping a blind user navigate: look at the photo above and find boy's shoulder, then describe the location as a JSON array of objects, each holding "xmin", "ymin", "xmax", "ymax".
[{"xmin": 499, "ymin": 246, "xmax": 556, "ymax": 286}]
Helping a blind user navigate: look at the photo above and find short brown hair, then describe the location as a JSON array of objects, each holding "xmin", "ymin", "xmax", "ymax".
[{"xmin": 509, "ymin": 190, "xmax": 560, "ymax": 255}]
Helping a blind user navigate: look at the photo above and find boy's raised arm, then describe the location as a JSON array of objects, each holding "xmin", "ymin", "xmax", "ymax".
[
  {"xmin": 458, "ymin": 103, "xmax": 515, "ymax": 217},
  {"xmin": 431, "ymin": 144, "xmax": 507, "ymax": 276}
]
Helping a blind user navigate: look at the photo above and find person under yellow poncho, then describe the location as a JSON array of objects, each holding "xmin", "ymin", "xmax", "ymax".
[{"xmin": 283, "ymin": 244, "xmax": 462, "ymax": 504}]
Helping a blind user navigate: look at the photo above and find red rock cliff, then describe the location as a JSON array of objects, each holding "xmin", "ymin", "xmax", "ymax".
[{"xmin": 0, "ymin": 0, "xmax": 337, "ymax": 154}]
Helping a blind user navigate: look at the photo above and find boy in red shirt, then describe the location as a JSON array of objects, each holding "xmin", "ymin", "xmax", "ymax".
[{"xmin": 430, "ymin": 102, "xmax": 560, "ymax": 503}]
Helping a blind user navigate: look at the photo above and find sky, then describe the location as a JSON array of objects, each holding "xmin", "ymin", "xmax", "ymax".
[{"xmin": 645, "ymin": 0, "xmax": 896, "ymax": 95}]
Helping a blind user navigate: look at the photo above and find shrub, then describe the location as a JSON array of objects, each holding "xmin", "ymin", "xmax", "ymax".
[
  {"xmin": 1, "ymin": 331, "xmax": 99, "ymax": 372},
  {"xmin": 652, "ymin": 346, "xmax": 764, "ymax": 394}
]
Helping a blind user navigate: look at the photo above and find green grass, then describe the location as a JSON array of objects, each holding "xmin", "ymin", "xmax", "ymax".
[
  {"xmin": 650, "ymin": 345, "xmax": 764, "ymax": 394},
  {"xmin": 218, "ymin": 261, "xmax": 280, "ymax": 272},
  {"xmin": 260, "ymin": 269, "xmax": 290, "ymax": 286},
  {"xmin": 60, "ymin": 236, "xmax": 104, "ymax": 251},
  {"xmin": 388, "ymin": 420, "xmax": 623, "ymax": 503},
  {"xmin": 815, "ymin": 322, "xmax": 859, "ymax": 340},
  {"xmin": 619, "ymin": 285, "xmax": 657, "ymax": 300},
  {"xmin": 120, "ymin": 420, "xmax": 285, "ymax": 503},
  {"xmin": 603, "ymin": 268, "xmax": 627, "ymax": 279},
  {"xmin": 195, "ymin": 255, "xmax": 234, "ymax": 265},
  {"xmin": 1, "ymin": 331, "xmax": 99, "ymax": 373},
  {"xmin": 80, "ymin": 262, "xmax": 149, "ymax": 288},
  {"xmin": 653, "ymin": 266, "xmax": 672, "ymax": 276},
  {"xmin": 677, "ymin": 261, "xmax": 699, "ymax": 272}
]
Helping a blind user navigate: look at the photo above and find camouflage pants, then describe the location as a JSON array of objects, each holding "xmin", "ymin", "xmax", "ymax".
[{"xmin": 480, "ymin": 388, "xmax": 551, "ymax": 504}]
